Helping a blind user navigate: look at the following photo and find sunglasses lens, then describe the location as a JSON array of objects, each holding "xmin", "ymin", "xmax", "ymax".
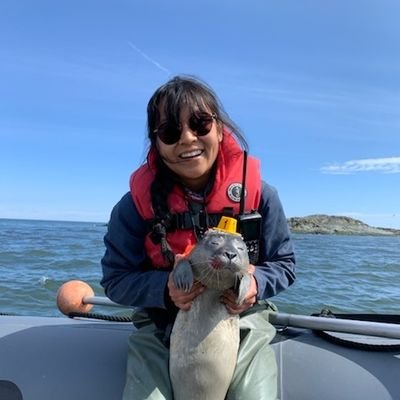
[
  {"xmin": 189, "ymin": 114, "xmax": 214, "ymax": 136},
  {"xmin": 156, "ymin": 125, "xmax": 181, "ymax": 145},
  {"xmin": 155, "ymin": 113, "xmax": 215, "ymax": 145}
]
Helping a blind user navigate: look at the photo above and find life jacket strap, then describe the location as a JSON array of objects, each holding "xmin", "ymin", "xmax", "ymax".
[{"xmin": 146, "ymin": 211, "xmax": 225, "ymax": 232}]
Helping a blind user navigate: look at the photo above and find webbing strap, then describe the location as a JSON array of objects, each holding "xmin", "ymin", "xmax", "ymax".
[
  {"xmin": 311, "ymin": 309, "xmax": 400, "ymax": 324},
  {"xmin": 146, "ymin": 212, "xmax": 224, "ymax": 232}
]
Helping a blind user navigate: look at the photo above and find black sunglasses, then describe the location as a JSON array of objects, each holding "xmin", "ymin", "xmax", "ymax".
[{"xmin": 153, "ymin": 112, "xmax": 217, "ymax": 145}]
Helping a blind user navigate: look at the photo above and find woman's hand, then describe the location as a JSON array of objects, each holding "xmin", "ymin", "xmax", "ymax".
[
  {"xmin": 167, "ymin": 254, "xmax": 204, "ymax": 311},
  {"xmin": 220, "ymin": 264, "xmax": 258, "ymax": 314}
]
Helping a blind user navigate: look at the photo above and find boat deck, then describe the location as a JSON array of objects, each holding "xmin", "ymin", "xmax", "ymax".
[{"xmin": 1, "ymin": 316, "xmax": 399, "ymax": 400}]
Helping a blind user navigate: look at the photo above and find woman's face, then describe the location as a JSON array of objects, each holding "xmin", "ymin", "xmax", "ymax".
[{"xmin": 155, "ymin": 107, "xmax": 223, "ymax": 191}]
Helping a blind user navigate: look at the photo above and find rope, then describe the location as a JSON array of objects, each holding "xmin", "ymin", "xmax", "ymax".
[
  {"xmin": 0, "ymin": 311, "xmax": 133, "ymax": 322},
  {"xmin": 311, "ymin": 309, "xmax": 400, "ymax": 352},
  {"xmin": 67, "ymin": 312, "xmax": 133, "ymax": 322}
]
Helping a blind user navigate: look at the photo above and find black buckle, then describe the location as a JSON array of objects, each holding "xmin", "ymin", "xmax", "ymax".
[{"xmin": 174, "ymin": 212, "xmax": 193, "ymax": 230}]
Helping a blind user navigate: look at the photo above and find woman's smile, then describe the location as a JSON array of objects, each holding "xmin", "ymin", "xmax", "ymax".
[{"xmin": 178, "ymin": 148, "xmax": 204, "ymax": 160}]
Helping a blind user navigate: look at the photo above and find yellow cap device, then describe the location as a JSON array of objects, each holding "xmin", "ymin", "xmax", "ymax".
[{"xmin": 214, "ymin": 216, "xmax": 240, "ymax": 235}]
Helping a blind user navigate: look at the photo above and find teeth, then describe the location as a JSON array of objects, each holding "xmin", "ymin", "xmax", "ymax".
[{"xmin": 180, "ymin": 149, "xmax": 203, "ymax": 159}]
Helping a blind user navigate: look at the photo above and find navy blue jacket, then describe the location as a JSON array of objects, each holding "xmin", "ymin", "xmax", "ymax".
[{"xmin": 101, "ymin": 181, "xmax": 295, "ymax": 325}]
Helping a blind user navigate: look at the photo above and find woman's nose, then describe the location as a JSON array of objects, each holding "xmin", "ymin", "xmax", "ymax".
[{"xmin": 178, "ymin": 124, "xmax": 197, "ymax": 143}]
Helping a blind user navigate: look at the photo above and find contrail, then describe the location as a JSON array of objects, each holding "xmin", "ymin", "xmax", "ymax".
[{"xmin": 127, "ymin": 41, "xmax": 171, "ymax": 75}]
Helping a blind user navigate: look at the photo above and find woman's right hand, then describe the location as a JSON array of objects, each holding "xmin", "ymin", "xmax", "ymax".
[{"xmin": 167, "ymin": 254, "xmax": 204, "ymax": 311}]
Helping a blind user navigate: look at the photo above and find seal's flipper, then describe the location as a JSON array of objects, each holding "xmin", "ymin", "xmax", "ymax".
[
  {"xmin": 236, "ymin": 274, "xmax": 251, "ymax": 305},
  {"xmin": 172, "ymin": 259, "xmax": 194, "ymax": 292}
]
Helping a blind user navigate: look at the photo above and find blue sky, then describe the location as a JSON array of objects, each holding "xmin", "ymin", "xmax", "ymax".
[{"xmin": 1, "ymin": 1, "xmax": 399, "ymax": 228}]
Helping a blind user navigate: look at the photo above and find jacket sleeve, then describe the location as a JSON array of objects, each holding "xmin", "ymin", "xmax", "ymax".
[
  {"xmin": 100, "ymin": 192, "xmax": 170, "ymax": 308},
  {"xmin": 253, "ymin": 181, "xmax": 296, "ymax": 299}
]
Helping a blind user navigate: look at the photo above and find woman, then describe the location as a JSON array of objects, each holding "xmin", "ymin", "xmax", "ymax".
[{"xmin": 101, "ymin": 75, "xmax": 296, "ymax": 400}]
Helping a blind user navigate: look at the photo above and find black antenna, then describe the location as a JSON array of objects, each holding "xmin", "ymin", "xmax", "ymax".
[{"xmin": 239, "ymin": 150, "xmax": 247, "ymax": 215}]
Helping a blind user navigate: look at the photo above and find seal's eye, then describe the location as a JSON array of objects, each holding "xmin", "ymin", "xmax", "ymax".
[
  {"xmin": 206, "ymin": 234, "xmax": 224, "ymax": 248},
  {"xmin": 232, "ymin": 238, "xmax": 245, "ymax": 250},
  {"xmin": 210, "ymin": 239, "xmax": 223, "ymax": 247}
]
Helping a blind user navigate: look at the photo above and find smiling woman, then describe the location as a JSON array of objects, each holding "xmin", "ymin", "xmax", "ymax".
[{"xmin": 100, "ymin": 75, "xmax": 296, "ymax": 400}]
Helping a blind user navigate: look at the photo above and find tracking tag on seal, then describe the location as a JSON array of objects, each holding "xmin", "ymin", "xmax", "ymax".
[{"xmin": 215, "ymin": 216, "xmax": 238, "ymax": 234}]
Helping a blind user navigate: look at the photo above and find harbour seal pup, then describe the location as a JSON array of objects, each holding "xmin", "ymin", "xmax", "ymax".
[{"xmin": 169, "ymin": 227, "xmax": 251, "ymax": 400}]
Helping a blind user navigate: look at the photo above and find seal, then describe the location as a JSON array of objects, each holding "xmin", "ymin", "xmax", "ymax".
[{"xmin": 169, "ymin": 228, "xmax": 251, "ymax": 400}]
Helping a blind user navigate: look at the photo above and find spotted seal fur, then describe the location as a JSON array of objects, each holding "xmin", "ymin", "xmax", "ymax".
[{"xmin": 169, "ymin": 229, "xmax": 251, "ymax": 400}]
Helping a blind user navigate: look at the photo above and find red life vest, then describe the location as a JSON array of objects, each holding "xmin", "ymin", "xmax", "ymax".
[{"xmin": 130, "ymin": 132, "xmax": 261, "ymax": 268}]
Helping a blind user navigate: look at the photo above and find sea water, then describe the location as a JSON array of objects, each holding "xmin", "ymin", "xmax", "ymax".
[{"xmin": 0, "ymin": 218, "xmax": 399, "ymax": 317}]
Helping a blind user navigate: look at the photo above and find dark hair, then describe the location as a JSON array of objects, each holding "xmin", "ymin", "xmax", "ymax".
[{"xmin": 145, "ymin": 75, "xmax": 248, "ymax": 266}]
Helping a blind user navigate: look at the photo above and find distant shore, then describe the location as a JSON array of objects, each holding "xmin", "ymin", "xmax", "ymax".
[
  {"xmin": 0, "ymin": 216, "xmax": 399, "ymax": 235},
  {"xmin": 287, "ymin": 214, "xmax": 400, "ymax": 236}
]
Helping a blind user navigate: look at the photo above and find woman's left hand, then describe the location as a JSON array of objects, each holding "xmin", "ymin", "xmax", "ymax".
[{"xmin": 220, "ymin": 264, "xmax": 258, "ymax": 314}]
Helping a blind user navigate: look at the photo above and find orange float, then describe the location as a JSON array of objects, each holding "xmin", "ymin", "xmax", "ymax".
[{"xmin": 56, "ymin": 280, "xmax": 94, "ymax": 315}]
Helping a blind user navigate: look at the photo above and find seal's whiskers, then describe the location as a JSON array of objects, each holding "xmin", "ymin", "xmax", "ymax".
[{"xmin": 197, "ymin": 266, "xmax": 215, "ymax": 286}]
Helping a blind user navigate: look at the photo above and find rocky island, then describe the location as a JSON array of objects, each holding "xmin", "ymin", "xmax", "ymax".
[{"xmin": 287, "ymin": 214, "xmax": 400, "ymax": 236}]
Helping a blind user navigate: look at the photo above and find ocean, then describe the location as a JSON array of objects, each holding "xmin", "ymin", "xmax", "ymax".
[{"xmin": 1, "ymin": 218, "xmax": 399, "ymax": 318}]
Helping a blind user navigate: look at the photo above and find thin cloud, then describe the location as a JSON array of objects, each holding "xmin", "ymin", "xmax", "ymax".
[
  {"xmin": 127, "ymin": 41, "xmax": 171, "ymax": 75},
  {"xmin": 321, "ymin": 157, "xmax": 400, "ymax": 174}
]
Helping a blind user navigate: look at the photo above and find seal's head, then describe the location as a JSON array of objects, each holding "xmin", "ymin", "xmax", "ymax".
[{"xmin": 189, "ymin": 229, "xmax": 249, "ymax": 290}]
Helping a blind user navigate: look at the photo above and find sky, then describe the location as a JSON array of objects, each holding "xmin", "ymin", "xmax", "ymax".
[{"xmin": 1, "ymin": 1, "xmax": 399, "ymax": 228}]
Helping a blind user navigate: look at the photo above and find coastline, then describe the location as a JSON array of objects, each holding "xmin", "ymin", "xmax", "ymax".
[
  {"xmin": 0, "ymin": 216, "xmax": 399, "ymax": 236},
  {"xmin": 287, "ymin": 214, "xmax": 400, "ymax": 236}
]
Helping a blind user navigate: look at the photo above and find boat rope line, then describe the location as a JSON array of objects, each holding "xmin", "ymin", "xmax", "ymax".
[
  {"xmin": 311, "ymin": 309, "xmax": 400, "ymax": 351},
  {"xmin": 67, "ymin": 311, "xmax": 133, "ymax": 322}
]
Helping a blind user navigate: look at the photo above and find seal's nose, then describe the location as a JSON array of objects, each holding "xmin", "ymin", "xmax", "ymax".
[{"xmin": 224, "ymin": 252, "xmax": 237, "ymax": 261}]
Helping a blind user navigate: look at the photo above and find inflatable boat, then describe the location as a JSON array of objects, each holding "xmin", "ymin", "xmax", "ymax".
[{"xmin": 1, "ymin": 284, "xmax": 400, "ymax": 400}]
